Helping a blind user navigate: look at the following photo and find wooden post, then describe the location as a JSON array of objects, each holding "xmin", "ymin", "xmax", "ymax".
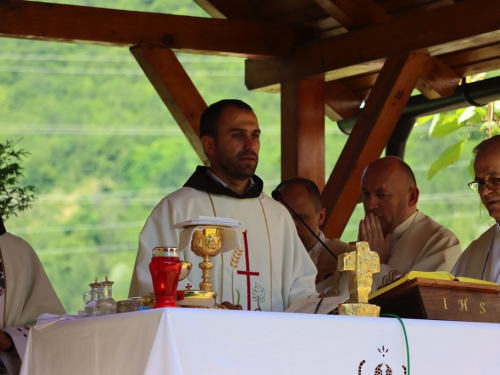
[
  {"xmin": 131, "ymin": 43, "xmax": 209, "ymax": 165},
  {"xmin": 321, "ymin": 53, "xmax": 429, "ymax": 239},
  {"xmin": 281, "ymin": 76, "xmax": 325, "ymax": 190}
]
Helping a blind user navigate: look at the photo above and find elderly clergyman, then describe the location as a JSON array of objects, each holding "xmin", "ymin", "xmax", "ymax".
[
  {"xmin": 329, "ymin": 156, "xmax": 462, "ymax": 296},
  {"xmin": 453, "ymin": 135, "xmax": 500, "ymax": 282}
]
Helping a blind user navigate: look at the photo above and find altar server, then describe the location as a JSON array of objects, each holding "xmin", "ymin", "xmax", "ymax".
[
  {"xmin": 452, "ymin": 135, "xmax": 500, "ymax": 282},
  {"xmin": 0, "ymin": 218, "xmax": 65, "ymax": 374},
  {"xmin": 329, "ymin": 157, "xmax": 462, "ymax": 295},
  {"xmin": 129, "ymin": 99, "xmax": 318, "ymax": 311}
]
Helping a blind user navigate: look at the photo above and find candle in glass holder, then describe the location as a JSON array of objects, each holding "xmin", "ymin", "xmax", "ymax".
[{"xmin": 149, "ymin": 247, "xmax": 181, "ymax": 308}]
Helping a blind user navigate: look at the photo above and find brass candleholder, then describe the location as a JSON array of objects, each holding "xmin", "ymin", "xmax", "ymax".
[
  {"xmin": 338, "ymin": 241, "xmax": 381, "ymax": 317},
  {"xmin": 191, "ymin": 227, "xmax": 222, "ymax": 292}
]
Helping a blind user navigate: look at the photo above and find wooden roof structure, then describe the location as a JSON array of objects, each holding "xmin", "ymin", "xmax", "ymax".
[{"xmin": 2, "ymin": 0, "xmax": 500, "ymax": 240}]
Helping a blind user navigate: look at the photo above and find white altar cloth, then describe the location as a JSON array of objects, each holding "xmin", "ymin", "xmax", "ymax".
[{"xmin": 20, "ymin": 307, "xmax": 500, "ymax": 374}]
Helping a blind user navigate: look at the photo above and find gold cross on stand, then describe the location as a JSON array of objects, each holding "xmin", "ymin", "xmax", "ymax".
[{"xmin": 338, "ymin": 241, "xmax": 381, "ymax": 317}]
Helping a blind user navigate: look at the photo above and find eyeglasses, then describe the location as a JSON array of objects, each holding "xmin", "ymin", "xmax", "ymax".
[{"xmin": 468, "ymin": 177, "xmax": 500, "ymax": 193}]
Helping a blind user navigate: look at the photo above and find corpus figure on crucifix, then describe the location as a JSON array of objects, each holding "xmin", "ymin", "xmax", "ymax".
[{"xmin": 129, "ymin": 99, "xmax": 319, "ymax": 312}]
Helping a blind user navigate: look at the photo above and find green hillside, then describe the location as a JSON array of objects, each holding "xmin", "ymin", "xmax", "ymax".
[{"xmin": 0, "ymin": 0, "xmax": 494, "ymax": 313}]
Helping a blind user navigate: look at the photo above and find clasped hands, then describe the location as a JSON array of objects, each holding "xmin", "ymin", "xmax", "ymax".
[{"xmin": 358, "ymin": 213, "xmax": 391, "ymax": 264}]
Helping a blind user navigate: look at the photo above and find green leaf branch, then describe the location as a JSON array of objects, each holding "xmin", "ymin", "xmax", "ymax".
[
  {"xmin": 0, "ymin": 140, "xmax": 36, "ymax": 220},
  {"xmin": 426, "ymin": 92, "xmax": 500, "ymax": 180}
]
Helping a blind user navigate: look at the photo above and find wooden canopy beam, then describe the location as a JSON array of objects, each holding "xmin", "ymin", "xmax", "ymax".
[
  {"xmin": 321, "ymin": 52, "xmax": 429, "ymax": 239},
  {"xmin": 0, "ymin": 0, "xmax": 306, "ymax": 59},
  {"xmin": 131, "ymin": 44, "xmax": 209, "ymax": 165},
  {"xmin": 324, "ymin": 80, "xmax": 362, "ymax": 122},
  {"xmin": 193, "ymin": 0, "xmax": 259, "ymax": 20},
  {"xmin": 246, "ymin": 0, "xmax": 500, "ymax": 91},
  {"xmin": 416, "ymin": 57, "xmax": 461, "ymax": 100},
  {"xmin": 316, "ymin": 0, "xmax": 391, "ymax": 28},
  {"xmin": 323, "ymin": 0, "xmax": 459, "ymax": 100},
  {"xmin": 281, "ymin": 76, "xmax": 326, "ymax": 190}
]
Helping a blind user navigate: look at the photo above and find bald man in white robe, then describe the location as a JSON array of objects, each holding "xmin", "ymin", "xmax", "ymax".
[{"xmin": 327, "ymin": 157, "xmax": 462, "ymax": 296}]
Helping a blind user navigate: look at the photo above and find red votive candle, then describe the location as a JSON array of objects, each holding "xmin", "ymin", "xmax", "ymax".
[{"xmin": 149, "ymin": 247, "xmax": 181, "ymax": 308}]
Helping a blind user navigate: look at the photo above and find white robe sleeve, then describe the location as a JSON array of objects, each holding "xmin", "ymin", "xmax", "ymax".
[
  {"xmin": 0, "ymin": 233, "xmax": 65, "ymax": 375},
  {"xmin": 379, "ymin": 224, "xmax": 462, "ymax": 288}
]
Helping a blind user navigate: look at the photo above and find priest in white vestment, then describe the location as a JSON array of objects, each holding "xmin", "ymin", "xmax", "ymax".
[
  {"xmin": 453, "ymin": 136, "xmax": 500, "ymax": 282},
  {"xmin": 0, "ymin": 218, "xmax": 65, "ymax": 375},
  {"xmin": 328, "ymin": 157, "xmax": 462, "ymax": 296},
  {"xmin": 129, "ymin": 100, "xmax": 319, "ymax": 311},
  {"xmin": 276, "ymin": 177, "xmax": 347, "ymax": 288}
]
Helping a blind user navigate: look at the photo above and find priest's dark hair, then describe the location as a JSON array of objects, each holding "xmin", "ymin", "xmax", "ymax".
[
  {"xmin": 276, "ymin": 177, "xmax": 323, "ymax": 213},
  {"xmin": 199, "ymin": 99, "xmax": 253, "ymax": 139}
]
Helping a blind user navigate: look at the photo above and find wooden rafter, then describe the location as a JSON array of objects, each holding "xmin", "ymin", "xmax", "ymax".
[
  {"xmin": 322, "ymin": 0, "xmax": 459, "ymax": 100},
  {"xmin": 315, "ymin": 0, "xmax": 391, "ymax": 28},
  {"xmin": 193, "ymin": 0, "xmax": 259, "ymax": 20},
  {"xmin": 318, "ymin": 0, "xmax": 389, "ymax": 119},
  {"xmin": 246, "ymin": 0, "xmax": 500, "ymax": 91},
  {"xmin": 131, "ymin": 44, "xmax": 209, "ymax": 165},
  {"xmin": 324, "ymin": 80, "xmax": 362, "ymax": 121},
  {"xmin": 321, "ymin": 52, "xmax": 429, "ymax": 239},
  {"xmin": 281, "ymin": 76, "xmax": 325, "ymax": 190},
  {"xmin": 0, "ymin": 0, "xmax": 307, "ymax": 59},
  {"xmin": 416, "ymin": 57, "xmax": 461, "ymax": 100}
]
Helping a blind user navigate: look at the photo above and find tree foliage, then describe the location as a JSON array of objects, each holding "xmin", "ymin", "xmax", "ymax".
[
  {"xmin": 422, "ymin": 99, "xmax": 500, "ymax": 180},
  {"xmin": 0, "ymin": 139, "xmax": 36, "ymax": 220}
]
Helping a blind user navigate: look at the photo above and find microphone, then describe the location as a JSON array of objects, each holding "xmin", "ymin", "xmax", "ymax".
[{"xmin": 271, "ymin": 189, "xmax": 338, "ymax": 261}]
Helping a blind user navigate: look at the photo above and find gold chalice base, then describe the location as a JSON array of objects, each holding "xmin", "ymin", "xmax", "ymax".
[
  {"xmin": 339, "ymin": 303, "xmax": 380, "ymax": 317},
  {"xmin": 176, "ymin": 290, "xmax": 217, "ymax": 308}
]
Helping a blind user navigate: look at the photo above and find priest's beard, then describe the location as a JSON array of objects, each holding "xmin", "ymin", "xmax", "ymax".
[{"xmin": 215, "ymin": 150, "xmax": 259, "ymax": 180}]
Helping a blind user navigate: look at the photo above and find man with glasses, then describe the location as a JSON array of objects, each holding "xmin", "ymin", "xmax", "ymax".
[{"xmin": 452, "ymin": 135, "xmax": 500, "ymax": 281}]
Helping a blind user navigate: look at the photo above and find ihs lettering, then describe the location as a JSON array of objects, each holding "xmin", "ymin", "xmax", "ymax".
[{"xmin": 442, "ymin": 298, "xmax": 486, "ymax": 314}]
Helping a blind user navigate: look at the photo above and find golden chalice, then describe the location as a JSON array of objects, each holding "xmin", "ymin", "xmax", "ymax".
[{"xmin": 191, "ymin": 227, "xmax": 222, "ymax": 292}]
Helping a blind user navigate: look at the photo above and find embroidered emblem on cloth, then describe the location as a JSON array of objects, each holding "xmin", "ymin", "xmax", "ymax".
[
  {"xmin": 251, "ymin": 282, "xmax": 265, "ymax": 311},
  {"xmin": 379, "ymin": 270, "xmax": 403, "ymax": 289},
  {"xmin": 236, "ymin": 231, "xmax": 260, "ymax": 310},
  {"xmin": 358, "ymin": 346, "xmax": 407, "ymax": 375}
]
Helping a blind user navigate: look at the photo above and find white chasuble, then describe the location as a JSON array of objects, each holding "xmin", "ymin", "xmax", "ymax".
[
  {"xmin": 129, "ymin": 187, "xmax": 318, "ymax": 312},
  {"xmin": 327, "ymin": 211, "xmax": 462, "ymax": 297},
  {"xmin": 452, "ymin": 223, "xmax": 500, "ymax": 283},
  {"xmin": 0, "ymin": 233, "xmax": 65, "ymax": 374}
]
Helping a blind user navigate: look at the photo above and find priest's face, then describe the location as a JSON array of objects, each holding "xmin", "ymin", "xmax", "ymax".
[
  {"xmin": 209, "ymin": 106, "xmax": 261, "ymax": 181},
  {"xmin": 279, "ymin": 183, "xmax": 325, "ymax": 251},
  {"xmin": 474, "ymin": 146, "xmax": 500, "ymax": 222},
  {"xmin": 361, "ymin": 160, "xmax": 417, "ymax": 235}
]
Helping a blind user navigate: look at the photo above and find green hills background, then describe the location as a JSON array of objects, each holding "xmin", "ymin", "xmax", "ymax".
[{"xmin": 0, "ymin": 0, "xmax": 495, "ymax": 313}]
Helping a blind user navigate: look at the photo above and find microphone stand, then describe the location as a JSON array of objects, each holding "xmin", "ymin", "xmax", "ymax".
[{"xmin": 272, "ymin": 190, "xmax": 338, "ymax": 261}]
